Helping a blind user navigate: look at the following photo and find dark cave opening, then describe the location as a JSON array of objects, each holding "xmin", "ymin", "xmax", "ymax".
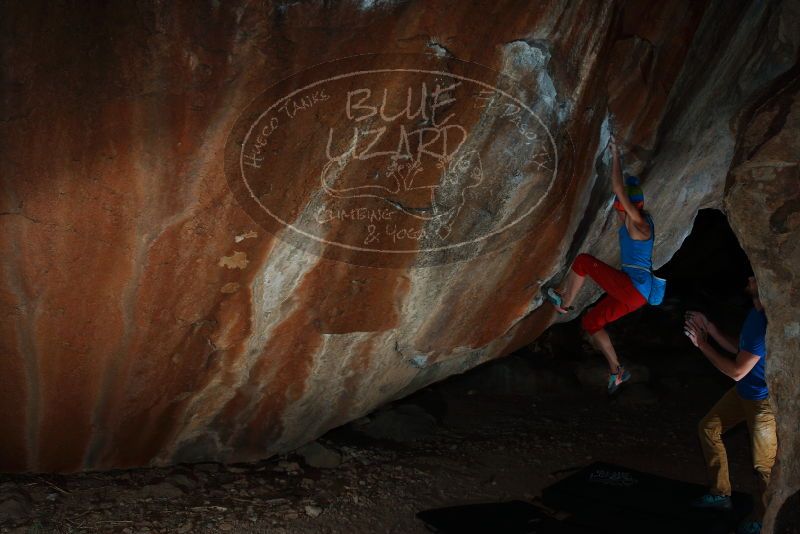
[{"xmin": 656, "ymin": 208, "xmax": 754, "ymax": 325}]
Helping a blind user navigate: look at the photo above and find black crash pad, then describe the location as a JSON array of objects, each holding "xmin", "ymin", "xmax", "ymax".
[
  {"xmin": 416, "ymin": 500, "xmax": 593, "ymax": 534},
  {"xmin": 542, "ymin": 462, "xmax": 753, "ymax": 534}
]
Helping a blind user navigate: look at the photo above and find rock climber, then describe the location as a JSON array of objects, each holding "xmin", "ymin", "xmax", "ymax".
[
  {"xmin": 544, "ymin": 134, "xmax": 663, "ymax": 394},
  {"xmin": 684, "ymin": 274, "xmax": 776, "ymax": 534}
]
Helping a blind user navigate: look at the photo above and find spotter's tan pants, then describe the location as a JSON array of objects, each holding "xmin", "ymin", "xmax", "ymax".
[{"xmin": 698, "ymin": 387, "xmax": 777, "ymax": 510}]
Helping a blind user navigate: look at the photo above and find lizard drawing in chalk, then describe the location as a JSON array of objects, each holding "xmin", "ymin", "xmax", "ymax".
[{"xmin": 319, "ymin": 146, "xmax": 484, "ymax": 239}]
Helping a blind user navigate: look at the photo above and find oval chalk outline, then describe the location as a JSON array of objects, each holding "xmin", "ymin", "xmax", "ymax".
[{"xmin": 237, "ymin": 64, "xmax": 558, "ymax": 255}]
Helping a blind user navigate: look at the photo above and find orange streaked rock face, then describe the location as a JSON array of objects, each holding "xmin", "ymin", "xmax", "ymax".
[{"xmin": 0, "ymin": 8, "xmax": 797, "ymax": 524}]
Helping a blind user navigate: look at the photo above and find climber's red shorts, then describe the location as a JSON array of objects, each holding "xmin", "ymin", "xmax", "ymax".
[{"xmin": 571, "ymin": 253, "xmax": 647, "ymax": 335}]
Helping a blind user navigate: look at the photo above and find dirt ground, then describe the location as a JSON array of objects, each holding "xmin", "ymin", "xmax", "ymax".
[{"xmin": 0, "ymin": 326, "xmax": 763, "ymax": 534}]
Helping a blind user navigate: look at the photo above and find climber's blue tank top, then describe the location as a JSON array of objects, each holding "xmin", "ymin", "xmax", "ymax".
[{"xmin": 619, "ymin": 213, "xmax": 655, "ymax": 300}]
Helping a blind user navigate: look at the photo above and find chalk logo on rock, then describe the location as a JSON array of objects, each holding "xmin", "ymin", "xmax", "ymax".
[{"xmin": 225, "ymin": 53, "xmax": 565, "ymax": 267}]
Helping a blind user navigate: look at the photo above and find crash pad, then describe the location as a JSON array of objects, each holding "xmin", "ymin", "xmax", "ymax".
[
  {"xmin": 541, "ymin": 462, "xmax": 753, "ymax": 534},
  {"xmin": 416, "ymin": 500, "xmax": 592, "ymax": 533}
]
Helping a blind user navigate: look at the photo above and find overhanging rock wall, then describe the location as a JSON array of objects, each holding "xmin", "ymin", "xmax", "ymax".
[{"xmin": 0, "ymin": 3, "xmax": 797, "ymax": 523}]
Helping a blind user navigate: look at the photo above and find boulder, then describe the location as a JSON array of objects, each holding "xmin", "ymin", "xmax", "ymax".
[
  {"xmin": 0, "ymin": 5, "xmax": 797, "ymax": 522},
  {"xmin": 724, "ymin": 64, "xmax": 800, "ymax": 532},
  {"xmin": 295, "ymin": 441, "xmax": 342, "ymax": 469}
]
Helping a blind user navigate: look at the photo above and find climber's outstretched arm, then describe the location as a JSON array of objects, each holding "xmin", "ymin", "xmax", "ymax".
[{"xmin": 609, "ymin": 135, "xmax": 648, "ymax": 233}]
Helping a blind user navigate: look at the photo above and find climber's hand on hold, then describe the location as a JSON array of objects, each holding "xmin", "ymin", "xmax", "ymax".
[{"xmin": 609, "ymin": 134, "xmax": 620, "ymax": 157}]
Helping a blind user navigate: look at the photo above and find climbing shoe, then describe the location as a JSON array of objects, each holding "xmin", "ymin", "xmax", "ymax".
[
  {"xmin": 544, "ymin": 287, "xmax": 573, "ymax": 314},
  {"xmin": 607, "ymin": 365, "xmax": 631, "ymax": 395},
  {"xmin": 736, "ymin": 521, "xmax": 762, "ymax": 534},
  {"xmin": 690, "ymin": 493, "xmax": 733, "ymax": 511}
]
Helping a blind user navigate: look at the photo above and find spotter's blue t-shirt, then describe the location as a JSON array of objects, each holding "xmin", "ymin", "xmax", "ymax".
[{"xmin": 736, "ymin": 307, "xmax": 768, "ymax": 401}]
